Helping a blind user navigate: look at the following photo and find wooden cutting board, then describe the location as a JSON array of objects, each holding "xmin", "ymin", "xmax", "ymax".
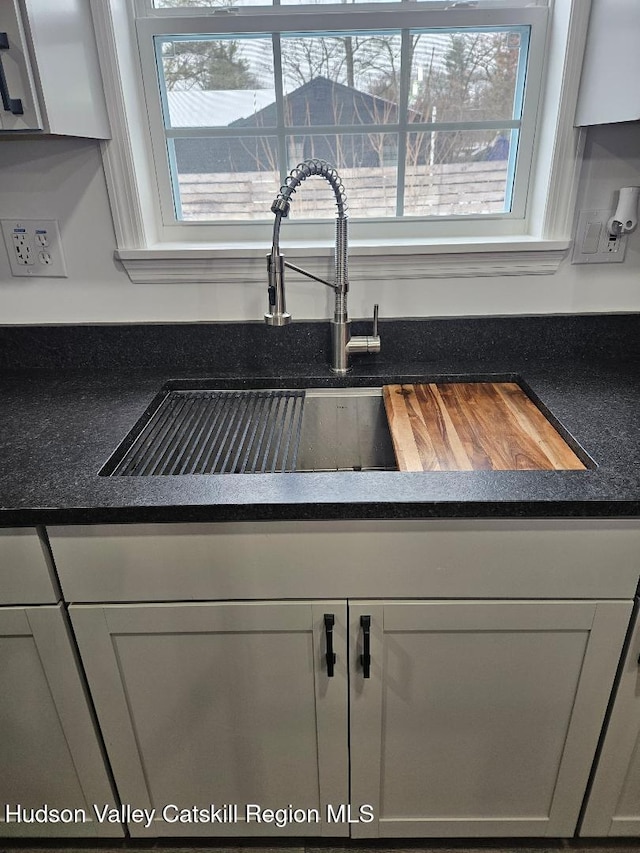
[{"xmin": 383, "ymin": 382, "xmax": 586, "ymax": 472}]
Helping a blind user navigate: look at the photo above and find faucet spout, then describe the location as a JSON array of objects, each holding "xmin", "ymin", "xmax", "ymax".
[
  {"xmin": 264, "ymin": 159, "xmax": 380, "ymax": 373},
  {"xmin": 265, "ymin": 212, "xmax": 290, "ymax": 326}
]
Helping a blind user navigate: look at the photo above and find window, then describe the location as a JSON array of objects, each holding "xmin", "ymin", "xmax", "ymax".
[
  {"xmin": 95, "ymin": 0, "xmax": 590, "ymax": 281},
  {"xmin": 135, "ymin": 0, "xmax": 547, "ymax": 242}
]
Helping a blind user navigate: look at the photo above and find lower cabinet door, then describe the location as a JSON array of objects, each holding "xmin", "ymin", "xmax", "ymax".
[
  {"xmin": 349, "ymin": 599, "xmax": 632, "ymax": 839},
  {"xmin": 0, "ymin": 605, "xmax": 122, "ymax": 838},
  {"xmin": 580, "ymin": 600, "xmax": 640, "ymax": 837},
  {"xmin": 70, "ymin": 601, "xmax": 349, "ymax": 837}
]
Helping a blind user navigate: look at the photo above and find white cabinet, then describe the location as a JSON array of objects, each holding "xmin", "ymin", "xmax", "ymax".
[
  {"xmin": 575, "ymin": 0, "xmax": 640, "ymax": 126},
  {"xmin": 0, "ymin": 605, "xmax": 122, "ymax": 837},
  {"xmin": 349, "ymin": 600, "xmax": 630, "ymax": 838},
  {"xmin": 0, "ymin": 0, "xmax": 109, "ymax": 136},
  {"xmin": 0, "ymin": 527, "xmax": 59, "ymax": 604},
  {"xmin": 0, "ymin": 526, "xmax": 121, "ymax": 838},
  {"xmin": 581, "ymin": 600, "xmax": 640, "ymax": 836},
  {"xmin": 70, "ymin": 601, "xmax": 350, "ymax": 838},
  {"xmin": 68, "ymin": 596, "xmax": 632, "ymax": 839},
  {"xmin": 48, "ymin": 520, "xmax": 640, "ymax": 839},
  {"xmin": 47, "ymin": 520, "xmax": 640, "ymax": 602}
]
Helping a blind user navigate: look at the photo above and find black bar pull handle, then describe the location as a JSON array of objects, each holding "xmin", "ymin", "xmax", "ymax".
[
  {"xmin": 360, "ymin": 615, "xmax": 371, "ymax": 678},
  {"xmin": 324, "ymin": 613, "xmax": 336, "ymax": 677},
  {"xmin": 0, "ymin": 32, "xmax": 24, "ymax": 115}
]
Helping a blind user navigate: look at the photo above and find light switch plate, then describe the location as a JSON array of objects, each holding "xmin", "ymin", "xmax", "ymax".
[
  {"xmin": 1, "ymin": 219, "xmax": 68, "ymax": 277},
  {"xmin": 572, "ymin": 209, "xmax": 627, "ymax": 265}
]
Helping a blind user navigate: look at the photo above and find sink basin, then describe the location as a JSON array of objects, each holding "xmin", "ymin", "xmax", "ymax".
[
  {"xmin": 100, "ymin": 380, "xmax": 589, "ymax": 476},
  {"xmin": 101, "ymin": 386, "xmax": 396, "ymax": 475},
  {"xmin": 296, "ymin": 388, "xmax": 396, "ymax": 472}
]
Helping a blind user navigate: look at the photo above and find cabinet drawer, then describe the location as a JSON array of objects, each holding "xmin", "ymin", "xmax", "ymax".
[
  {"xmin": 0, "ymin": 528, "xmax": 59, "ymax": 604},
  {"xmin": 48, "ymin": 519, "xmax": 640, "ymax": 602}
]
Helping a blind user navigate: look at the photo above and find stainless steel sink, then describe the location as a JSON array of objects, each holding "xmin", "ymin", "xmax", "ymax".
[
  {"xmin": 101, "ymin": 377, "xmax": 593, "ymax": 477},
  {"xmin": 101, "ymin": 386, "xmax": 397, "ymax": 476},
  {"xmin": 296, "ymin": 388, "xmax": 397, "ymax": 472}
]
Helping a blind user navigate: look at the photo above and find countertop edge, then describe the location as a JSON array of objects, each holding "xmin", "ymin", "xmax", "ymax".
[{"xmin": 3, "ymin": 500, "xmax": 640, "ymax": 527}]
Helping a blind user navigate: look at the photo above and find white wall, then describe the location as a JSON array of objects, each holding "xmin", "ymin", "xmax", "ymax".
[{"xmin": 0, "ymin": 123, "xmax": 639, "ymax": 324}]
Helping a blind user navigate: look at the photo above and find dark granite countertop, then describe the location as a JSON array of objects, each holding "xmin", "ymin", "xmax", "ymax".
[{"xmin": 1, "ymin": 316, "xmax": 639, "ymax": 525}]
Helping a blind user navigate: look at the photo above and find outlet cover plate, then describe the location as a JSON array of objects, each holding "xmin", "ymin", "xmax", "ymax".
[
  {"xmin": 1, "ymin": 219, "xmax": 68, "ymax": 277},
  {"xmin": 572, "ymin": 208, "xmax": 628, "ymax": 265}
]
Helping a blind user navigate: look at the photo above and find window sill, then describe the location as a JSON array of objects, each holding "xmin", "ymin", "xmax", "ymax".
[{"xmin": 116, "ymin": 238, "xmax": 571, "ymax": 284}]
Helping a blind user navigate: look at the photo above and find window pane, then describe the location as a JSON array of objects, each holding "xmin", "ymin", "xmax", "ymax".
[
  {"xmin": 408, "ymin": 29, "xmax": 527, "ymax": 122},
  {"xmin": 157, "ymin": 36, "xmax": 275, "ymax": 127},
  {"xmin": 281, "ymin": 33, "xmax": 402, "ymax": 126},
  {"xmin": 153, "ymin": 0, "xmax": 271, "ymax": 8},
  {"xmin": 172, "ymin": 136, "xmax": 280, "ymax": 220},
  {"xmin": 152, "ymin": 0, "xmax": 539, "ymax": 5},
  {"xmin": 285, "ymin": 133, "xmax": 398, "ymax": 218},
  {"xmin": 404, "ymin": 128, "xmax": 514, "ymax": 216},
  {"xmin": 281, "ymin": 0, "xmax": 397, "ymax": 5},
  {"xmin": 154, "ymin": 22, "xmax": 530, "ymax": 221}
]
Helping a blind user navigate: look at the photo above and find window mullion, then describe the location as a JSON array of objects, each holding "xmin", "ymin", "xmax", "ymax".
[
  {"xmin": 164, "ymin": 119, "xmax": 520, "ymax": 139},
  {"xmin": 272, "ymin": 33, "xmax": 288, "ymax": 187},
  {"xmin": 395, "ymin": 28, "xmax": 412, "ymax": 217}
]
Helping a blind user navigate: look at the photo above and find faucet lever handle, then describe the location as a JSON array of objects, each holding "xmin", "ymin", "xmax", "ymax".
[{"xmin": 372, "ymin": 303, "xmax": 379, "ymax": 338}]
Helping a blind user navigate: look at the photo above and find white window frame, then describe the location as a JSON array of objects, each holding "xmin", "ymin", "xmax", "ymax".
[
  {"xmin": 90, "ymin": 0, "xmax": 591, "ymax": 284},
  {"xmin": 138, "ymin": 4, "xmax": 544, "ymax": 237}
]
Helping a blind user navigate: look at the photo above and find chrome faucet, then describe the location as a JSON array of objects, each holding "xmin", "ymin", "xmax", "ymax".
[{"xmin": 265, "ymin": 159, "xmax": 380, "ymax": 375}]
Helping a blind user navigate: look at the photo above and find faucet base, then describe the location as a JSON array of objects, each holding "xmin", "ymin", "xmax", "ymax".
[
  {"xmin": 330, "ymin": 319, "xmax": 381, "ymax": 372},
  {"xmin": 331, "ymin": 319, "xmax": 351, "ymax": 374},
  {"xmin": 265, "ymin": 312, "xmax": 291, "ymax": 326}
]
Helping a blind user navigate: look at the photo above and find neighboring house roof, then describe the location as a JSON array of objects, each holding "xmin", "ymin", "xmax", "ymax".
[
  {"xmin": 166, "ymin": 77, "xmax": 424, "ymax": 130},
  {"xmin": 171, "ymin": 77, "xmax": 428, "ymax": 175},
  {"xmin": 229, "ymin": 76, "xmax": 421, "ymax": 128}
]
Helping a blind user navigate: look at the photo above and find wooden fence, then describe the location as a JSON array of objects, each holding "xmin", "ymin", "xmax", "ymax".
[{"xmin": 178, "ymin": 160, "xmax": 509, "ymax": 220}]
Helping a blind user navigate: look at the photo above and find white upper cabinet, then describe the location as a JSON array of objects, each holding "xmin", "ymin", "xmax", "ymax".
[
  {"xmin": 575, "ymin": 0, "xmax": 640, "ymax": 126},
  {"xmin": 0, "ymin": 0, "xmax": 109, "ymax": 137}
]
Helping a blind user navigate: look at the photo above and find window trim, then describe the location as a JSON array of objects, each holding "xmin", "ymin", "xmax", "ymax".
[
  {"xmin": 90, "ymin": 0, "xmax": 590, "ymax": 283},
  {"xmin": 138, "ymin": 5, "xmax": 546, "ymax": 236}
]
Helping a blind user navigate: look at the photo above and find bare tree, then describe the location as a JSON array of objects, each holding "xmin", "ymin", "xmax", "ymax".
[{"xmin": 162, "ymin": 39, "xmax": 261, "ymax": 91}]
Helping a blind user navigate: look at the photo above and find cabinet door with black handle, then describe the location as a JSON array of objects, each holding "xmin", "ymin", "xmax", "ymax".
[
  {"xmin": 349, "ymin": 599, "xmax": 631, "ymax": 838},
  {"xmin": 70, "ymin": 601, "xmax": 349, "ymax": 838}
]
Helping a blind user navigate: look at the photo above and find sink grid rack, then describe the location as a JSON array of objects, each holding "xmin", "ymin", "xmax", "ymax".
[{"xmin": 102, "ymin": 389, "xmax": 305, "ymax": 476}]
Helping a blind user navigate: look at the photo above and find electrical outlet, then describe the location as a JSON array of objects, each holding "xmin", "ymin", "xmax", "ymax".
[
  {"xmin": 12, "ymin": 232, "xmax": 34, "ymax": 266},
  {"xmin": 1, "ymin": 220, "xmax": 67, "ymax": 277},
  {"xmin": 572, "ymin": 209, "xmax": 628, "ymax": 265}
]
